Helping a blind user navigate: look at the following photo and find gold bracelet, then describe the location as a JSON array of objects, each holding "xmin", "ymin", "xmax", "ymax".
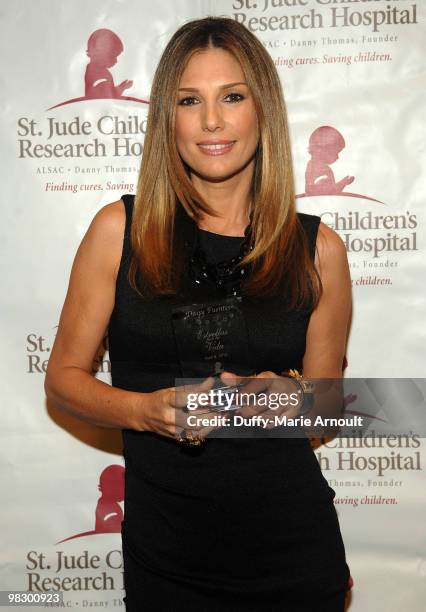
[{"xmin": 281, "ymin": 369, "xmax": 314, "ymax": 415}]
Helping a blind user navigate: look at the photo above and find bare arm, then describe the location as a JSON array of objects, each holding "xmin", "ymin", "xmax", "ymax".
[
  {"xmin": 44, "ymin": 200, "xmax": 216, "ymax": 437},
  {"xmin": 303, "ymin": 221, "xmax": 352, "ymax": 378},
  {"xmin": 302, "ymin": 221, "xmax": 352, "ymax": 429},
  {"xmin": 44, "ymin": 200, "xmax": 143, "ymax": 430}
]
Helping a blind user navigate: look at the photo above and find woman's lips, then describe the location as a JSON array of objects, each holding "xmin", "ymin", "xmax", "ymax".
[{"xmin": 197, "ymin": 141, "xmax": 236, "ymax": 156}]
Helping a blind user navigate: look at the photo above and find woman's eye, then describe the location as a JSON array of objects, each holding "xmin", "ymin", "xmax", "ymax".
[
  {"xmin": 178, "ymin": 92, "xmax": 245, "ymax": 106},
  {"xmin": 225, "ymin": 92, "xmax": 244, "ymax": 103},
  {"xmin": 178, "ymin": 96, "xmax": 199, "ymax": 106}
]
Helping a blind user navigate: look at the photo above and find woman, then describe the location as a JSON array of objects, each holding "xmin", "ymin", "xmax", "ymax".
[{"xmin": 45, "ymin": 16, "xmax": 352, "ymax": 611}]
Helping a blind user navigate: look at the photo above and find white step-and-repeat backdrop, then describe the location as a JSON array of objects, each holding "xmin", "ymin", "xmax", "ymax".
[{"xmin": 1, "ymin": 1, "xmax": 425, "ymax": 610}]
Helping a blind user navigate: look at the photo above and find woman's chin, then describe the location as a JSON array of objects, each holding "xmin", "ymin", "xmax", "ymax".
[{"xmin": 189, "ymin": 162, "xmax": 252, "ymax": 183}]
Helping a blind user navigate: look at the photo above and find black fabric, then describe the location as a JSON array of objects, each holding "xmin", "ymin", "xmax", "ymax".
[
  {"xmin": 198, "ymin": 228, "xmax": 245, "ymax": 264},
  {"xmin": 108, "ymin": 194, "xmax": 350, "ymax": 611}
]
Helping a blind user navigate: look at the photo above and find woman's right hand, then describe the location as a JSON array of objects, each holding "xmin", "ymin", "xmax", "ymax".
[{"xmin": 139, "ymin": 376, "xmax": 220, "ymax": 441}]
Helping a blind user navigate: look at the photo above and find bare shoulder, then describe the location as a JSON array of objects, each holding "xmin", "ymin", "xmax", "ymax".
[
  {"xmin": 45, "ymin": 199, "xmax": 127, "ymax": 377},
  {"xmin": 85, "ymin": 199, "xmax": 126, "ymax": 281},
  {"xmin": 89, "ymin": 199, "xmax": 125, "ymax": 242},
  {"xmin": 315, "ymin": 221, "xmax": 348, "ymax": 273}
]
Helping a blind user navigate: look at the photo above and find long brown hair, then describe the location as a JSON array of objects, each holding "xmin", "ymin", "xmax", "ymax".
[{"xmin": 129, "ymin": 16, "xmax": 322, "ymax": 310}]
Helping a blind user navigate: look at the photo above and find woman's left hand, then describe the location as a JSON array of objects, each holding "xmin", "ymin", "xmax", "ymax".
[{"xmin": 218, "ymin": 370, "xmax": 304, "ymax": 429}]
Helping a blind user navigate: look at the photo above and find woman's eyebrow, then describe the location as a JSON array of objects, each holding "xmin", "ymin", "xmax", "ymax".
[{"xmin": 178, "ymin": 81, "xmax": 248, "ymax": 92}]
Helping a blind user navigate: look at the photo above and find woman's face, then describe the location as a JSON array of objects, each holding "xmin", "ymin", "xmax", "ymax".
[{"xmin": 175, "ymin": 47, "xmax": 259, "ymax": 182}]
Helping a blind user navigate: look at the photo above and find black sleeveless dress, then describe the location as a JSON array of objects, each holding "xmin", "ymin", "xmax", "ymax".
[{"xmin": 108, "ymin": 194, "xmax": 350, "ymax": 611}]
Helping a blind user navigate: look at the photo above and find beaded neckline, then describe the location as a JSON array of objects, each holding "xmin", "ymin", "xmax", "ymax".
[{"xmin": 188, "ymin": 226, "xmax": 254, "ymax": 298}]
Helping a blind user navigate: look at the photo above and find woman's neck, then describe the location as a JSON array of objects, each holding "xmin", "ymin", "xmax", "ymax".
[
  {"xmin": 197, "ymin": 210, "xmax": 251, "ymax": 237},
  {"xmin": 191, "ymin": 173, "xmax": 253, "ymax": 236}
]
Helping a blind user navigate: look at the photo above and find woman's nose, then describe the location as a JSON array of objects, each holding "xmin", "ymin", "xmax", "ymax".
[{"xmin": 201, "ymin": 102, "xmax": 224, "ymax": 131}]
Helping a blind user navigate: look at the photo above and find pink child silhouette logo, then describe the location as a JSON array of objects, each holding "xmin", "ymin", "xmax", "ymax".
[
  {"xmin": 56, "ymin": 464, "xmax": 124, "ymax": 544},
  {"xmin": 95, "ymin": 465, "xmax": 125, "ymax": 532},
  {"xmin": 47, "ymin": 29, "xmax": 148, "ymax": 110},
  {"xmin": 296, "ymin": 125, "xmax": 384, "ymax": 204},
  {"xmin": 305, "ymin": 126, "xmax": 354, "ymax": 196},
  {"xmin": 85, "ymin": 29, "xmax": 133, "ymax": 99}
]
